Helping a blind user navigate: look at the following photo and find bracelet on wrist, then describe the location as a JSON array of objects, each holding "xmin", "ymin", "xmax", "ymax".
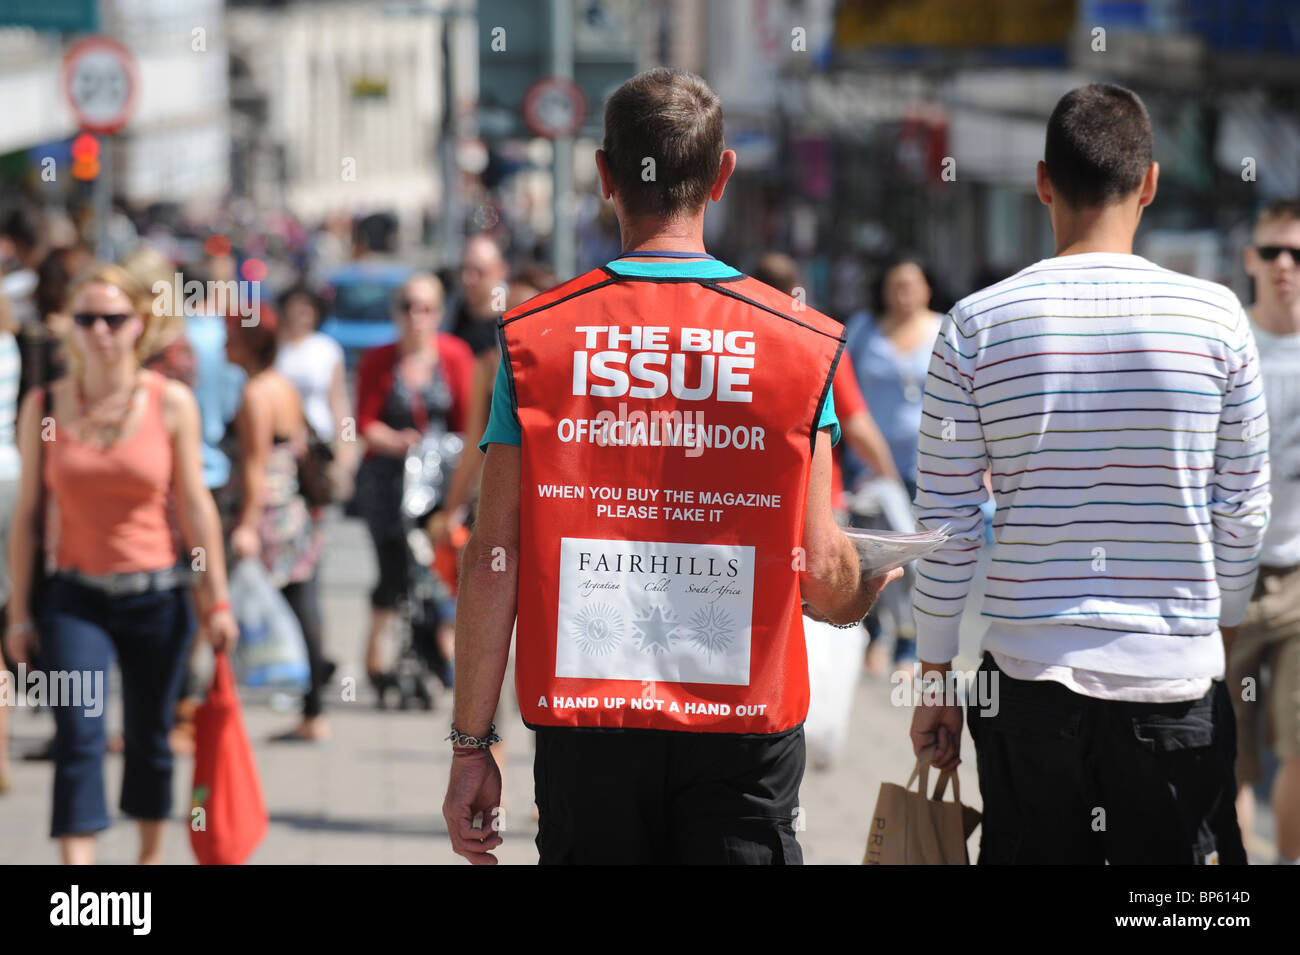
[
  {"xmin": 5, "ymin": 620, "xmax": 33, "ymax": 637},
  {"xmin": 205, "ymin": 600, "xmax": 231, "ymax": 620},
  {"xmin": 446, "ymin": 722, "xmax": 500, "ymax": 750}
]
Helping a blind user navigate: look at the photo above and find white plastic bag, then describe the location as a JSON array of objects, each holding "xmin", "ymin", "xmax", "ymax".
[
  {"xmin": 803, "ymin": 614, "xmax": 867, "ymax": 770},
  {"xmin": 229, "ymin": 559, "xmax": 309, "ymax": 690}
]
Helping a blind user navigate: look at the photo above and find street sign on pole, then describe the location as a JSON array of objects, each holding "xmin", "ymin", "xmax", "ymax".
[
  {"xmin": 522, "ymin": 76, "xmax": 587, "ymax": 140},
  {"xmin": 61, "ymin": 36, "xmax": 139, "ymax": 134},
  {"xmin": 62, "ymin": 36, "xmax": 138, "ymax": 260}
]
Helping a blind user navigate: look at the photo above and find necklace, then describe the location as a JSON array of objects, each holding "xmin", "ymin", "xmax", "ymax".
[{"xmin": 75, "ymin": 372, "xmax": 144, "ymax": 449}]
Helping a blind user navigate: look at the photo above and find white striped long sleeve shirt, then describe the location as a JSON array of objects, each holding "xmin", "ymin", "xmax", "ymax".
[{"xmin": 911, "ymin": 252, "xmax": 1271, "ymax": 681}]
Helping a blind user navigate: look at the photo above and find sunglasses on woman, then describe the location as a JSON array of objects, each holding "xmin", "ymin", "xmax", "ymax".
[
  {"xmin": 399, "ymin": 299, "xmax": 438, "ymax": 314},
  {"xmin": 1255, "ymin": 246, "xmax": 1300, "ymax": 262},
  {"xmin": 73, "ymin": 312, "xmax": 133, "ymax": 330}
]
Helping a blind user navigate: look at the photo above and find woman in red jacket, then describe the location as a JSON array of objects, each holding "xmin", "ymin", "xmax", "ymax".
[{"xmin": 354, "ymin": 273, "xmax": 475, "ymax": 693}]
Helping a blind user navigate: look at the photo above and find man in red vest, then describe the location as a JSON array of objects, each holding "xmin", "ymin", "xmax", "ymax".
[{"xmin": 442, "ymin": 68, "xmax": 901, "ymax": 864}]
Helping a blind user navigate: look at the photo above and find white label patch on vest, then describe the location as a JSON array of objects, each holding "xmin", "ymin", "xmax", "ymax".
[{"xmin": 555, "ymin": 537, "xmax": 755, "ymax": 685}]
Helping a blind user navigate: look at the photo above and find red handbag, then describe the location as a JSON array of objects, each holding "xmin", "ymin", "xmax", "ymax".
[{"xmin": 190, "ymin": 652, "xmax": 269, "ymax": 865}]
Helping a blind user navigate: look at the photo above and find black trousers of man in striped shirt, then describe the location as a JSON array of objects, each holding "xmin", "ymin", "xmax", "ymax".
[{"xmin": 967, "ymin": 653, "xmax": 1246, "ymax": 864}]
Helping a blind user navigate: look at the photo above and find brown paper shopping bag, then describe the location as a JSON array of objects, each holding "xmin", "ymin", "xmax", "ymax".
[{"xmin": 862, "ymin": 747, "xmax": 981, "ymax": 864}]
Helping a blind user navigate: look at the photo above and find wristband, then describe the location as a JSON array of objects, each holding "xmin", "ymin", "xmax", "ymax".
[
  {"xmin": 205, "ymin": 600, "xmax": 231, "ymax": 620},
  {"xmin": 5, "ymin": 620, "xmax": 33, "ymax": 637}
]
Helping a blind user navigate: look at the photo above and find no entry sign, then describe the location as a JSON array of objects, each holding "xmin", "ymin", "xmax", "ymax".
[
  {"xmin": 61, "ymin": 36, "xmax": 139, "ymax": 134},
  {"xmin": 522, "ymin": 76, "xmax": 587, "ymax": 140}
]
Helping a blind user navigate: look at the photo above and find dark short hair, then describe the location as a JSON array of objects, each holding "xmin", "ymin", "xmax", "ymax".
[
  {"xmin": 872, "ymin": 252, "xmax": 951, "ymax": 316},
  {"xmin": 752, "ymin": 252, "xmax": 800, "ymax": 297},
  {"xmin": 512, "ymin": 261, "xmax": 558, "ymax": 292},
  {"xmin": 1, "ymin": 205, "xmax": 42, "ymax": 253},
  {"xmin": 1256, "ymin": 198, "xmax": 1300, "ymax": 230},
  {"xmin": 35, "ymin": 248, "xmax": 74, "ymax": 319},
  {"xmin": 1044, "ymin": 83, "xmax": 1153, "ymax": 208},
  {"xmin": 602, "ymin": 68, "xmax": 725, "ymax": 219},
  {"xmin": 277, "ymin": 281, "xmax": 326, "ymax": 325}
]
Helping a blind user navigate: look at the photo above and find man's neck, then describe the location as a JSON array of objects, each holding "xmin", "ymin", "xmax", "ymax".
[
  {"xmin": 1052, "ymin": 205, "xmax": 1140, "ymax": 257},
  {"xmin": 617, "ymin": 213, "xmax": 709, "ymax": 258},
  {"xmin": 1250, "ymin": 300, "xmax": 1300, "ymax": 336}
]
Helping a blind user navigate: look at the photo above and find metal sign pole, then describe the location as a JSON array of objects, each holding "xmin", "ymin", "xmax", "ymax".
[
  {"xmin": 550, "ymin": 0, "xmax": 575, "ymax": 280},
  {"xmin": 439, "ymin": 12, "xmax": 461, "ymax": 267},
  {"xmin": 94, "ymin": 133, "xmax": 113, "ymax": 260}
]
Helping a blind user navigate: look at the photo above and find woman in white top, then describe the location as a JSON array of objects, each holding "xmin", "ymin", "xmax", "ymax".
[{"xmin": 275, "ymin": 284, "xmax": 357, "ymax": 495}]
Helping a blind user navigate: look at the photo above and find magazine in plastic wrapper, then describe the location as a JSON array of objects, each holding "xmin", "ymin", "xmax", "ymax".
[{"xmin": 842, "ymin": 524, "xmax": 951, "ymax": 578}]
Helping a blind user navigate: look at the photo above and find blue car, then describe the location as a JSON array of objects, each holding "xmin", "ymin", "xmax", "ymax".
[{"xmin": 319, "ymin": 262, "xmax": 417, "ymax": 367}]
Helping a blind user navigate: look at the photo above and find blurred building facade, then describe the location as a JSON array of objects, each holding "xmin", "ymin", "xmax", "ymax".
[
  {"xmin": 0, "ymin": 0, "xmax": 230, "ymax": 211},
  {"xmin": 634, "ymin": 0, "xmax": 1300, "ymax": 314},
  {"xmin": 227, "ymin": 0, "xmax": 477, "ymax": 248}
]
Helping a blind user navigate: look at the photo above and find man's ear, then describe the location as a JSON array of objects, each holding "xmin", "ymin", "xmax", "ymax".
[
  {"xmin": 1137, "ymin": 161, "xmax": 1159, "ymax": 209},
  {"xmin": 1035, "ymin": 160, "xmax": 1053, "ymax": 207},
  {"xmin": 1244, "ymin": 242, "xmax": 1261, "ymax": 278},
  {"xmin": 595, "ymin": 148, "xmax": 615, "ymax": 201},
  {"xmin": 710, "ymin": 149, "xmax": 738, "ymax": 202}
]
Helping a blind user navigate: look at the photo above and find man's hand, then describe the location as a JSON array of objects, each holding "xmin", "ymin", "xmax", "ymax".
[
  {"xmin": 862, "ymin": 566, "xmax": 905, "ymax": 611},
  {"xmin": 909, "ymin": 662, "xmax": 963, "ymax": 771},
  {"xmin": 443, "ymin": 748, "xmax": 504, "ymax": 864},
  {"xmin": 803, "ymin": 566, "xmax": 904, "ymax": 626}
]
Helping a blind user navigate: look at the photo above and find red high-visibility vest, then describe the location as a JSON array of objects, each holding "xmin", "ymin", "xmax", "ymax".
[{"xmin": 502, "ymin": 265, "xmax": 844, "ymax": 735}]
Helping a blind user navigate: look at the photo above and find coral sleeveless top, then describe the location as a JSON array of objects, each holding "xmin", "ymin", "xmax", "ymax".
[{"xmin": 45, "ymin": 370, "xmax": 177, "ymax": 575}]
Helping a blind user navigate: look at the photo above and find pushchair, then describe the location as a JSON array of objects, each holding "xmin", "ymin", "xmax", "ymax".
[{"xmin": 376, "ymin": 430, "xmax": 465, "ymax": 710}]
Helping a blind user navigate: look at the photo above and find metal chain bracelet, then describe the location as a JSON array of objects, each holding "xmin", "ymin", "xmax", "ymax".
[
  {"xmin": 446, "ymin": 723, "xmax": 501, "ymax": 750},
  {"xmin": 831, "ymin": 617, "xmax": 867, "ymax": 630},
  {"xmin": 801, "ymin": 601, "xmax": 867, "ymax": 630}
]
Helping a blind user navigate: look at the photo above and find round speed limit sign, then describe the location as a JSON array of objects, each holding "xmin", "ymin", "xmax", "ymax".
[
  {"xmin": 61, "ymin": 36, "xmax": 139, "ymax": 134},
  {"xmin": 522, "ymin": 77, "xmax": 587, "ymax": 140}
]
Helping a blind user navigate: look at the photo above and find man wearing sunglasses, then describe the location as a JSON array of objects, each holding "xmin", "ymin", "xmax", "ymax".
[{"xmin": 1231, "ymin": 199, "xmax": 1300, "ymax": 864}]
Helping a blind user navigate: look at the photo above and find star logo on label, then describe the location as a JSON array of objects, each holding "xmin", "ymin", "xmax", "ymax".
[
  {"xmin": 632, "ymin": 604, "xmax": 680, "ymax": 655},
  {"xmin": 687, "ymin": 604, "xmax": 735, "ymax": 660}
]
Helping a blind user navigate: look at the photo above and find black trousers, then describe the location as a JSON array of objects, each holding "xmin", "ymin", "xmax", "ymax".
[
  {"xmin": 281, "ymin": 575, "xmax": 326, "ymax": 719},
  {"xmin": 968, "ymin": 653, "xmax": 1246, "ymax": 864},
  {"xmin": 533, "ymin": 725, "xmax": 805, "ymax": 864}
]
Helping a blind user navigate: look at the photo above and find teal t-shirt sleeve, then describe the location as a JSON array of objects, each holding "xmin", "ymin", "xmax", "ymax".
[
  {"xmin": 478, "ymin": 357, "xmax": 522, "ymax": 451},
  {"xmin": 818, "ymin": 383, "xmax": 841, "ymax": 446}
]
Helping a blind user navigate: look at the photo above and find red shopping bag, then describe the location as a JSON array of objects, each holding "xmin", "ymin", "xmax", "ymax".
[{"xmin": 190, "ymin": 652, "xmax": 268, "ymax": 865}]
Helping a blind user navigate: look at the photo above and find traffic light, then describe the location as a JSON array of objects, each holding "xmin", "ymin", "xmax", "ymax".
[{"xmin": 70, "ymin": 132, "xmax": 100, "ymax": 180}]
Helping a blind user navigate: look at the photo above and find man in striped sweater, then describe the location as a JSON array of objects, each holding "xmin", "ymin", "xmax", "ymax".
[{"xmin": 908, "ymin": 84, "xmax": 1271, "ymax": 864}]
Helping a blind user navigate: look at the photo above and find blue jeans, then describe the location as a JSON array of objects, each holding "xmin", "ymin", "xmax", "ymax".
[{"xmin": 39, "ymin": 576, "xmax": 196, "ymax": 837}]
